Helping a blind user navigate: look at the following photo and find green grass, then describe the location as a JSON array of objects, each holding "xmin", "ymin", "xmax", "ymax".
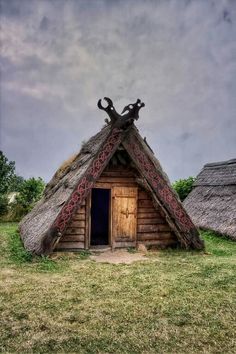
[{"xmin": 0, "ymin": 223, "xmax": 235, "ymax": 353}]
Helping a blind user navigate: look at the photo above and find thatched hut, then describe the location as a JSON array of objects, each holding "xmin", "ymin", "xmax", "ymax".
[
  {"xmin": 184, "ymin": 159, "xmax": 236, "ymax": 240},
  {"xmin": 20, "ymin": 98, "xmax": 204, "ymax": 255}
]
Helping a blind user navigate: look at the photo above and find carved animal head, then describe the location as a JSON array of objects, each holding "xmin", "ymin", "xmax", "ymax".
[
  {"xmin": 97, "ymin": 97, "xmax": 145, "ymax": 129},
  {"xmin": 121, "ymin": 99, "xmax": 145, "ymax": 120}
]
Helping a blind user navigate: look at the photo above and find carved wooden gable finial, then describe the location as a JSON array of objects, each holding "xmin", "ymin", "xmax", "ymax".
[{"xmin": 97, "ymin": 97, "xmax": 145, "ymax": 129}]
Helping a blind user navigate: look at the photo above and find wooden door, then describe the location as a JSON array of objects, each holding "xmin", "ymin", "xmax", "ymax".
[{"xmin": 112, "ymin": 187, "xmax": 137, "ymax": 247}]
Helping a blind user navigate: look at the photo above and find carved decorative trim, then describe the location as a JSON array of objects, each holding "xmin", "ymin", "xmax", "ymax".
[
  {"xmin": 53, "ymin": 128, "xmax": 123, "ymax": 233},
  {"xmin": 124, "ymin": 134, "xmax": 195, "ymax": 233}
]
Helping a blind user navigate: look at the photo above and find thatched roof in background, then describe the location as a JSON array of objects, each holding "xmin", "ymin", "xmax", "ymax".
[{"xmin": 184, "ymin": 159, "xmax": 236, "ymax": 240}]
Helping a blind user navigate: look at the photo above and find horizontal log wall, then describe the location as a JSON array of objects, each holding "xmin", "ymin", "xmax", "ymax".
[
  {"xmin": 55, "ymin": 159, "xmax": 177, "ymax": 251},
  {"xmin": 55, "ymin": 200, "xmax": 86, "ymax": 251},
  {"xmin": 96, "ymin": 164, "xmax": 177, "ymax": 249},
  {"xmin": 95, "ymin": 168, "xmax": 137, "ymax": 189},
  {"xmin": 137, "ymin": 190, "xmax": 177, "ymax": 248}
]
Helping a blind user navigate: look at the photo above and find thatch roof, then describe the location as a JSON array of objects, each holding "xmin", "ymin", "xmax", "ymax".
[
  {"xmin": 184, "ymin": 159, "xmax": 236, "ymax": 240},
  {"xmin": 20, "ymin": 98, "xmax": 203, "ymax": 254},
  {"xmin": 19, "ymin": 125, "xmax": 111, "ymax": 254}
]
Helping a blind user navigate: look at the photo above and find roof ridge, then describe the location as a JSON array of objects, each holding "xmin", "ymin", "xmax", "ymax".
[{"xmin": 204, "ymin": 158, "xmax": 236, "ymax": 168}]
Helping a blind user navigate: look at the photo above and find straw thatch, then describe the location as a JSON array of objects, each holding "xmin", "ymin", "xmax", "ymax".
[
  {"xmin": 20, "ymin": 119, "xmax": 203, "ymax": 254},
  {"xmin": 19, "ymin": 125, "xmax": 111, "ymax": 254},
  {"xmin": 184, "ymin": 159, "xmax": 236, "ymax": 240}
]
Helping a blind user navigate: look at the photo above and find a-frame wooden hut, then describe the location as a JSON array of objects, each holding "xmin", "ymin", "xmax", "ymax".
[{"xmin": 20, "ymin": 98, "xmax": 204, "ymax": 254}]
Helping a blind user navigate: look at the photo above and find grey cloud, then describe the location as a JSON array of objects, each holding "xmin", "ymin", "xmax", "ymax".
[
  {"xmin": 0, "ymin": 0, "xmax": 22, "ymax": 18},
  {"xmin": 39, "ymin": 16, "xmax": 50, "ymax": 31},
  {"xmin": 0, "ymin": 0, "xmax": 236, "ymax": 182},
  {"xmin": 223, "ymin": 9, "xmax": 232, "ymax": 23}
]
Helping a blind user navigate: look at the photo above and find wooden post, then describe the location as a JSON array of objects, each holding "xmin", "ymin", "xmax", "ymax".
[{"xmin": 85, "ymin": 193, "xmax": 91, "ymax": 249}]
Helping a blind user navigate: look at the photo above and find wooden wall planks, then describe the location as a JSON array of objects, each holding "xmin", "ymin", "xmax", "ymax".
[
  {"xmin": 55, "ymin": 202, "xmax": 86, "ymax": 250},
  {"xmin": 55, "ymin": 162, "xmax": 177, "ymax": 251}
]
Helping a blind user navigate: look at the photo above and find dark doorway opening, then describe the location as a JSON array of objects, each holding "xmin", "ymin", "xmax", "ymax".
[{"xmin": 90, "ymin": 188, "xmax": 110, "ymax": 246}]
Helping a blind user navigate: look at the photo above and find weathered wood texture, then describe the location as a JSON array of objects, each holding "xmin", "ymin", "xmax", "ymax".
[
  {"xmin": 112, "ymin": 186, "xmax": 137, "ymax": 243},
  {"xmin": 96, "ymin": 165, "xmax": 177, "ymax": 248},
  {"xmin": 55, "ymin": 202, "xmax": 86, "ymax": 250},
  {"xmin": 95, "ymin": 167, "xmax": 137, "ymax": 189},
  {"xmin": 56, "ymin": 163, "xmax": 177, "ymax": 250},
  {"xmin": 137, "ymin": 189, "xmax": 177, "ymax": 247}
]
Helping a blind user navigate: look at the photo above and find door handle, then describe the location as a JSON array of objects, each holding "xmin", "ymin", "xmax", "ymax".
[{"xmin": 121, "ymin": 208, "xmax": 136, "ymax": 218}]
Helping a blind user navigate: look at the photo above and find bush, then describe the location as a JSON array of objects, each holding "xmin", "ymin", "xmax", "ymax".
[
  {"xmin": 10, "ymin": 177, "xmax": 45, "ymax": 220},
  {"xmin": 9, "ymin": 203, "xmax": 27, "ymax": 221},
  {"xmin": 0, "ymin": 194, "xmax": 9, "ymax": 216},
  {"xmin": 172, "ymin": 176, "xmax": 196, "ymax": 201},
  {"xmin": 0, "ymin": 151, "xmax": 25, "ymax": 219}
]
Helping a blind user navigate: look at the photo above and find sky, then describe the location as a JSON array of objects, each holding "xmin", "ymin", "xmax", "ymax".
[{"xmin": 0, "ymin": 0, "xmax": 236, "ymax": 183}]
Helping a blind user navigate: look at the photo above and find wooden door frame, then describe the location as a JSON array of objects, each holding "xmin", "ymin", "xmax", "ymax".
[
  {"xmin": 87, "ymin": 186, "xmax": 138, "ymax": 249},
  {"xmin": 85, "ymin": 192, "xmax": 91, "ymax": 249},
  {"xmin": 87, "ymin": 187, "xmax": 112, "ymax": 248}
]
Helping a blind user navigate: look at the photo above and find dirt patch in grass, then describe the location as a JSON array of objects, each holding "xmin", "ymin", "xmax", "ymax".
[{"xmin": 90, "ymin": 249, "xmax": 148, "ymax": 264}]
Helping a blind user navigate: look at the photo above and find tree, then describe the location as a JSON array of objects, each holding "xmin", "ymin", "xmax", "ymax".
[
  {"xmin": 0, "ymin": 151, "xmax": 45, "ymax": 219},
  {"xmin": 9, "ymin": 175, "xmax": 25, "ymax": 192},
  {"xmin": 0, "ymin": 151, "xmax": 17, "ymax": 216},
  {"xmin": 172, "ymin": 176, "xmax": 196, "ymax": 202},
  {"xmin": 0, "ymin": 195, "xmax": 9, "ymax": 216},
  {"xmin": 16, "ymin": 177, "xmax": 45, "ymax": 211},
  {"xmin": 11, "ymin": 177, "xmax": 45, "ymax": 219},
  {"xmin": 0, "ymin": 151, "xmax": 16, "ymax": 194}
]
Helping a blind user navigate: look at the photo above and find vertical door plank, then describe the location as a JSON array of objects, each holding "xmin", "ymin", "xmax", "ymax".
[{"xmin": 112, "ymin": 187, "xmax": 137, "ymax": 242}]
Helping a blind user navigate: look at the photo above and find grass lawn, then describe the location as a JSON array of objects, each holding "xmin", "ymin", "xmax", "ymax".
[{"xmin": 0, "ymin": 223, "xmax": 235, "ymax": 353}]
